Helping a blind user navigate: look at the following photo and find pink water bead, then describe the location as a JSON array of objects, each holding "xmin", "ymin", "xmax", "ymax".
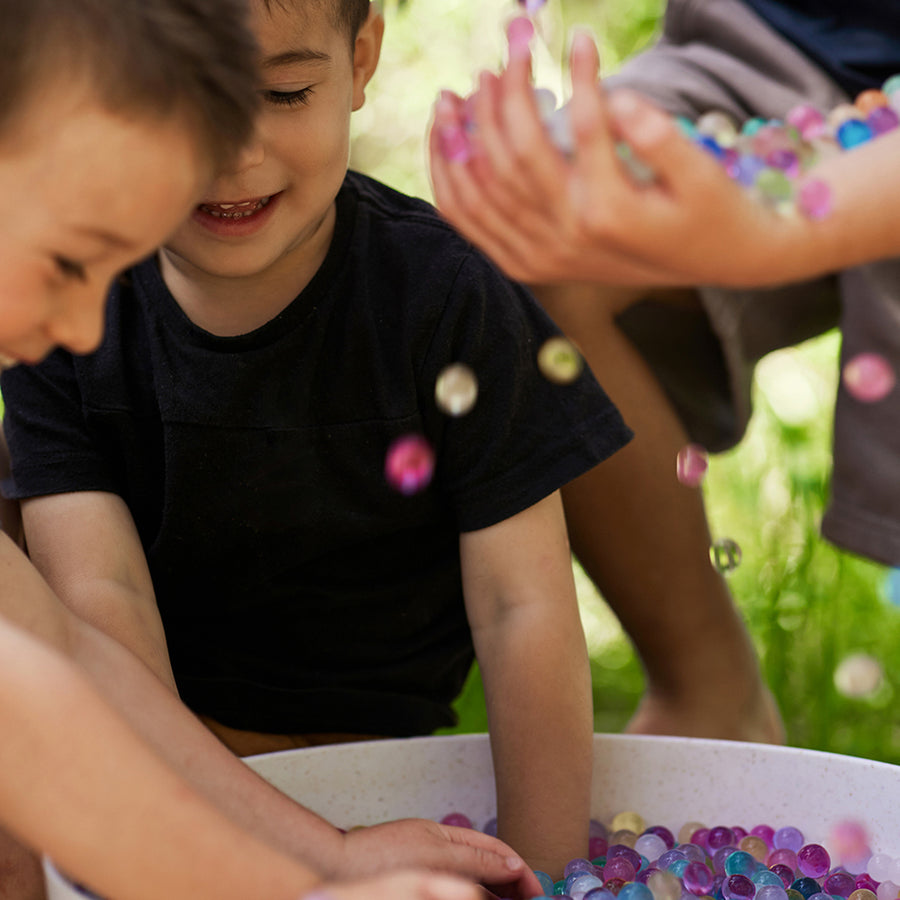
[
  {"xmin": 843, "ymin": 353, "xmax": 896, "ymax": 402},
  {"xmin": 768, "ymin": 848, "xmax": 798, "ymax": 871},
  {"xmin": 751, "ymin": 825, "xmax": 776, "ymax": 849},
  {"xmin": 830, "ymin": 820, "xmax": 871, "ymax": 866},
  {"xmin": 708, "ymin": 827, "xmax": 737, "ymax": 852},
  {"xmin": 797, "ymin": 178, "xmax": 832, "ymax": 220},
  {"xmin": 797, "ymin": 844, "xmax": 831, "ymax": 878},
  {"xmin": 786, "ymin": 103, "xmax": 826, "ymax": 139},
  {"xmin": 867, "ymin": 106, "xmax": 900, "ymax": 135},
  {"xmin": 384, "ymin": 434, "xmax": 435, "ymax": 495},
  {"xmin": 724, "ymin": 875, "xmax": 757, "ymax": 900},
  {"xmin": 440, "ymin": 812, "xmax": 473, "ymax": 828},
  {"xmin": 683, "ymin": 862, "xmax": 714, "ymax": 896}
]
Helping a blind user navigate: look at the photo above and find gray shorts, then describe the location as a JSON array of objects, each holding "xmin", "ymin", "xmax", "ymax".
[{"xmin": 607, "ymin": 0, "xmax": 900, "ymax": 566}]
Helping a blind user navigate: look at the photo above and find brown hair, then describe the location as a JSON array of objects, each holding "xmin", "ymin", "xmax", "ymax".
[
  {"xmin": 0, "ymin": 0, "xmax": 260, "ymax": 169},
  {"xmin": 262, "ymin": 0, "xmax": 372, "ymax": 43}
]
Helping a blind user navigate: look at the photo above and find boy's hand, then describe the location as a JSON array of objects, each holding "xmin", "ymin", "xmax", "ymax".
[
  {"xmin": 429, "ymin": 30, "xmax": 802, "ymax": 289},
  {"xmin": 336, "ymin": 819, "xmax": 542, "ymax": 899},
  {"xmin": 303, "ymin": 870, "xmax": 485, "ymax": 900}
]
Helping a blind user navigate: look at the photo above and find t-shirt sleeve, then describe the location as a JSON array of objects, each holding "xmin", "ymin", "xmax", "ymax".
[
  {"xmin": 1, "ymin": 351, "xmax": 116, "ymax": 500},
  {"xmin": 418, "ymin": 251, "xmax": 633, "ymax": 533}
]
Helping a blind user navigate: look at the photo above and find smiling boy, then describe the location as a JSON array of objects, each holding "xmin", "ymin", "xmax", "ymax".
[{"xmin": 2, "ymin": 0, "xmax": 633, "ymax": 876}]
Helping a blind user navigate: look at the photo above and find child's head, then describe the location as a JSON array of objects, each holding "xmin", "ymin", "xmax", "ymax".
[
  {"xmin": 0, "ymin": 0, "xmax": 260, "ymax": 365},
  {"xmin": 160, "ymin": 0, "xmax": 383, "ymax": 298}
]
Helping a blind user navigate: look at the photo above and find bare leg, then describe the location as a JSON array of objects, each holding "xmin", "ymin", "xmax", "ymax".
[
  {"xmin": 535, "ymin": 282, "xmax": 783, "ymax": 743},
  {"xmin": 0, "ymin": 828, "xmax": 44, "ymax": 900},
  {"xmin": 0, "ymin": 430, "xmax": 22, "ymax": 548}
]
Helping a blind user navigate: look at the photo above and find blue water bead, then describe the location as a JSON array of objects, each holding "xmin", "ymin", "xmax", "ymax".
[
  {"xmin": 619, "ymin": 883, "xmax": 654, "ymax": 900},
  {"xmin": 714, "ymin": 848, "xmax": 738, "ymax": 875},
  {"xmin": 726, "ymin": 852, "xmax": 758, "ymax": 877},
  {"xmin": 790, "ymin": 878, "xmax": 822, "ymax": 899},
  {"xmin": 695, "ymin": 134, "xmax": 726, "ymax": 159},
  {"xmin": 676, "ymin": 116, "xmax": 698, "ymax": 138},
  {"xmin": 724, "ymin": 874, "xmax": 757, "ymax": 900},
  {"xmin": 658, "ymin": 849, "xmax": 688, "ymax": 870},
  {"xmin": 566, "ymin": 860, "xmax": 597, "ymax": 878},
  {"xmin": 742, "ymin": 117, "xmax": 769, "ymax": 136},
  {"xmin": 554, "ymin": 880, "xmax": 568, "ymax": 895},
  {"xmin": 668, "ymin": 859, "xmax": 690, "ymax": 878},
  {"xmin": 753, "ymin": 871, "xmax": 786, "ymax": 888},
  {"xmin": 836, "ymin": 119, "xmax": 874, "ymax": 148},
  {"xmin": 774, "ymin": 829, "xmax": 805, "ymax": 853},
  {"xmin": 536, "ymin": 872, "xmax": 556, "ymax": 895}
]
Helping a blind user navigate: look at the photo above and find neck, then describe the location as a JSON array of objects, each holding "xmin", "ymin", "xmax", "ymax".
[{"xmin": 158, "ymin": 204, "xmax": 335, "ymax": 337}]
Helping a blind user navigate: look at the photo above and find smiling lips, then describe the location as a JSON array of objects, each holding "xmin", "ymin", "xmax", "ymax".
[{"xmin": 198, "ymin": 195, "xmax": 273, "ymax": 218}]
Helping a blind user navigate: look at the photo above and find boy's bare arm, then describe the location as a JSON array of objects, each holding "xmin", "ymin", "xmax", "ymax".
[
  {"xmin": 21, "ymin": 491, "xmax": 176, "ymax": 689},
  {"xmin": 460, "ymin": 491, "xmax": 592, "ymax": 879}
]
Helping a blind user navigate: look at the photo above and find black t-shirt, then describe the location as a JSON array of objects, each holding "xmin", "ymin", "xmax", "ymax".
[
  {"xmin": 742, "ymin": 0, "xmax": 900, "ymax": 95},
  {"xmin": 1, "ymin": 172, "xmax": 631, "ymax": 735}
]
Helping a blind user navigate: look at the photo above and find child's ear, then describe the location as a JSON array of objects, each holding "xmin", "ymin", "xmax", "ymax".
[{"xmin": 351, "ymin": 5, "xmax": 384, "ymax": 111}]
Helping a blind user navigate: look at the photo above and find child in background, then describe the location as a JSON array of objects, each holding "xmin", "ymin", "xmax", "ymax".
[
  {"xmin": 2, "ymin": 0, "xmax": 634, "ymax": 878},
  {"xmin": 0, "ymin": 0, "xmax": 537, "ymax": 897},
  {"xmin": 430, "ymin": 0, "xmax": 900, "ymax": 743}
]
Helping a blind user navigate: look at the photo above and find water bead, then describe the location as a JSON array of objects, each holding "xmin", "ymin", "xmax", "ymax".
[
  {"xmin": 742, "ymin": 116, "xmax": 769, "ymax": 137},
  {"xmin": 610, "ymin": 831, "xmax": 640, "ymax": 850},
  {"xmin": 605, "ymin": 877, "xmax": 627, "ymax": 895},
  {"xmin": 741, "ymin": 836, "xmax": 770, "ymax": 862},
  {"xmin": 768, "ymin": 849, "xmax": 799, "ymax": 871},
  {"xmin": 826, "ymin": 874, "xmax": 858, "ymax": 898},
  {"xmin": 884, "ymin": 75, "xmax": 900, "ymax": 96},
  {"xmin": 384, "ymin": 434, "xmax": 435, "ymax": 495},
  {"xmin": 645, "ymin": 827, "xmax": 676, "ymax": 851},
  {"xmin": 755, "ymin": 871, "xmax": 786, "ymax": 888},
  {"xmin": 797, "ymin": 178, "xmax": 832, "ymax": 221},
  {"xmin": 636, "ymin": 834, "xmax": 670, "ymax": 863},
  {"xmin": 797, "ymin": 845, "xmax": 831, "ymax": 879},
  {"xmin": 792, "ymin": 879, "xmax": 824, "ymax": 899},
  {"xmin": 842, "ymin": 353, "xmax": 896, "ymax": 403},
  {"xmin": 440, "ymin": 812, "xmax": 473, "ymax": 828},
  {"xmin": 830, "ymin": 821, "xmax": 871, "ymax": 866},
  {"xmin": 696, "ymin": 134, "xmax": 726, "ymax": 159},
  {"xmin": 710, "ymin": 828, "xmax": 738, "ymax": 852},
  {"xmin": 836, "ymin": 119, "xmax": 874, "ymax": 149},
  {"xmin": 613, "ymin": 813, "xmax": 648, "ymax": 835},
  {"xmin": 691, "ymin": 828, "xmax": 711, "ymax": 850},
  {"xmin": 725, "ymin": 874, "xmax": 757, "ymax": 900},
  {"xmin": 609, "ymin": 846, "xmax": 644, "ymax": 871},
  {"xmin": 696, "ymin": 111, "xmax": 740, "ymax": 147},
  {"xmin": 483, "ymin": 816, "xmax": 498, "ymax": 835},
  {"xmin": 771, "ymin": 865, "xmax": 796, "ymax": 889},
  {"xmin": 648, "ymin": 870, "xmax": 684, "ymax": 900},
  {"xmin": 858, "ymin": 877, "xmax": 880, "ymax": 894},
  {"xmin": 766, "ymin": 148, "xmax": 800, "ymax": 177},
  {"xmin": 726, "ymin": 851, "xmax": 758, "ymax": 877},
  {"xmin": 591, "ymin": 820, "xmax": 611, "ymax": 839},
  {"xmin": 570, "ymin": 873, "xmax": 605, "ymax": 900},
  {"xmin": 517, "ymin": 0, "xmax": 547, "ymax": 13},
  {"xmin": 537, "ymin": 872, "xmax": 557, "ymax": 895},
  {"xmin": 659, "ymin": 849, "xmax": 688, "ymax": 870},
  {"xmin": 714, "ymin": 848, "xmax": 738, "ymax": 875},
  {"xmin": 585, "ymin": 891, "xmax": 618, "ymax": 900},
  {"xmin": 876, "ymin": 884, "xmax": 900, "ymax": 900},
  {"xmin": 619, "ymin": 883, "xmax": 654, "ymax": 900},
  {"xmin": 786, "ymin": 104, "xmax": 826, "ymax": 140},
  {"xmin": 869, "ymin": 855, "xmax": 897, "ymax": 883},
  {"xmin": 730, "ymin": 153, "xmax": 767, "ymax": 186},
  {"xmin": 567, "ymin": 859, "xmax": 598, "ymax": 878},
  {"xmin": 850, "ymin": 891, "xmax": 879, "ymax": 900},
  {"xmin": 775, "ymin": 828, "xmax": 805, "ymax": 854},
  {"xmin": 680, "ymin": 844, "xmax": 708, "ymax": 864},
  {"xmin": 605, "ymin": 859, "xmax": 638, "ymax": 883},
  {"xmin": 867, "ymin": 106, "xmax": 900, "ymax": 136},
  {"xmin": 710, "ymin": 537, "xmax": 742, "ymax": 573},
  {"xmin": 855, "ymin": 90, "xmax": 890, "ymax": 114},
  {"xmin": 834, "ymin": 652, "xmax": 884, "ymax": 698},
  {"xmin": 756, "ymin": 167, "xmax": 794, "ymax": 203},
  {"xmin": 827, "ymin": 104, "xmax": 864, "ymax": 131},
  {"xmin": 807, "ymin": 892, "xmax": 832, "ymax": 900},
  {"xmin": 636, "ymin": 867, "xmax": 660, "ymax": 886},
  {"xmin": 683, "ymin": 862, "xmax": 715, "ymax": 896},
  {"xmin": 758, "ymin": 888, "xmax": 791, "ymax": 900},
  {"xmin": 538, "ymin": 336, "xmax": 584, "ymax": 384},
  {"xmin": 679, "ymin": 823, "xmax": 707, "ymax": 844},
  {"xmin": 591, "ymin": 837, "xmax": 611, "ymax": 859},
  {"xmin": 752, "ymin": 826, "xmax": 777, "ymax": 849}
]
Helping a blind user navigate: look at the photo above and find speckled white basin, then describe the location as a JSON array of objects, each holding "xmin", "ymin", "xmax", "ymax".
[{"xmin": 45, "ymin": 733, "xmax": 900, "ymax": 898}]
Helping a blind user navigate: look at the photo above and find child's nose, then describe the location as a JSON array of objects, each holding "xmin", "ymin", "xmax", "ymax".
[
  {"xmin": 230, "ymin": 134, "xmax": 266, "ymax": 173},
  {"xmin": 45, "ymin": 288, "xmax": 106, "ymax": 356}
]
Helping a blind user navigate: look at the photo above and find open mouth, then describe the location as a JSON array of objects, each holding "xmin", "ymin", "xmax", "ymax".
[{"xmin": 198, "ymin": 195, "xmax": 273, "ymax": 219}]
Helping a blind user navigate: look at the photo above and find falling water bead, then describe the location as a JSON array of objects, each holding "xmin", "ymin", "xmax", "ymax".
[
  {"xmin": 830, "ymin": 820, "xmax": 872, "ymax": 866},
  {"xmin": 867, "ymin": 106, "xmax": 900, "ymax": 135},
  {"xmin": 834, "ymin": 653, "xmax": 884, "ymax": 698},
  {"xmin": 538, "ymin": 336, "xmax": 584, "ymax": 384},
  {"xmin": 843, "ymin": 352, "xmax": 896, "ymax": 402},
  {"xmin": 613, "ymin": 812, "xmax": 647, "ymax": 835},
  {"xmin": 675, "ymin": 443, "xmax": 710, "ymax": 488},
  {"xmin": 836, "ymin": 119, "xmax": 874, "ymax": 148},
  {"xmin": 435, "ymin": 363, "xmax": 478, "ymax": 416},
  {"xmin": 710, "ymin": 537, "xmax": 742, "ymax": 573},
  {"xmin": 384, "ymin": 434, "xmax": 435, "ymax": 495},
  {"xmin": 797, "ymin": 844, "xmax": 830, "ymax": 878},
  {"xmin": 885, "ymin": 567, "xmax": 900, "ymax": 606},
  {"xmin": 797, "ymin": 178, "xmax": 832, "ymax": 220}
]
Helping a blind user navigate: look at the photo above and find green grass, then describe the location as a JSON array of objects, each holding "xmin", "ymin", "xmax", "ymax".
[{"xmin": 360, "ymin": 1, "xmax": 900, "ymax": 763}]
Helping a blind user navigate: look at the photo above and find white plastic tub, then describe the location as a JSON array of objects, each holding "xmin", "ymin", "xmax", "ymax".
[{"xmin": 45, "ymin": 733, "xmax": 900, "ymax": 898}]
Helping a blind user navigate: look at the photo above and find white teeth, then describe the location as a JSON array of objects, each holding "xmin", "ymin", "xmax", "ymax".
[{"xmin": 201, "ymin": 195, "xmax": 272, "ymax": 219}]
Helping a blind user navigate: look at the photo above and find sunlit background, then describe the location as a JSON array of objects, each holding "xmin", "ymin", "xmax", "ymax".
[{"xmin": 351, "ymin": 0, "xmax": 900, "ymax": 764}]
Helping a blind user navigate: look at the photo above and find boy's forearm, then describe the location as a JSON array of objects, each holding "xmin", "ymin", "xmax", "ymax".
[{"xmin": 476, "ymin": 605, "xmax": 593, "ymax": 879}]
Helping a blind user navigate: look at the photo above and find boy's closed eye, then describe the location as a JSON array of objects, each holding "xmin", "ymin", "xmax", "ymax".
[
  {"xmin": 53, "ymin": 256, "xmax": 88, "ymax": 283},
  {"xmin": 262, "ymin": 87, "xmax": 314, "ymax": 108}
]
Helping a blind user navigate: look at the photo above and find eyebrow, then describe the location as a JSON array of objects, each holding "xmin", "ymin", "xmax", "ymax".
[{"xmin": 262, "ymin": 48, "xmax": 332, "ymax": 69}]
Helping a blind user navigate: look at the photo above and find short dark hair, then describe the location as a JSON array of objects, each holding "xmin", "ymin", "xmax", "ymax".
[
  {"xmin": 261, "ymin": 0, "xmax": 372, "ymax": 42},
  {"xmin": 0, "ymin": 0, "xmax": 260, "ymax": 170}
]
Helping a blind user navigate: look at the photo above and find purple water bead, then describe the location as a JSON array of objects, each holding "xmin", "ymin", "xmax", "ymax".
[
  {"xmin": 440, "ymin": 812, "xmax": 473, "ymax": 828},
  {"xmin": 867, "ymin": 106, "xmax": 900, "ymax": 135},
  {"xmin": 797, "ymin": 178, "xmax": 832, "ymax": 220},
  {"xmin": 825, "ymin": 874, "xmax": 857, "ymax": 898},
  {"xmin": 766, "ymin": 148, "xmax": 800, "ymax": 177},
  {"xmin": 733, "ymin": 828, "xmax": 750, "ymax": 842},
  {"xmin": 608, "ymin": 845, "xmax": 643, "ymax": 872},
  {"xmin": 771, "ymin": 865, "xmax": 796, "ymax": 888},
  {"xmin": 752, "ymin": 826, "xmax": 776, "ymax": 849},
  {"xmin": 709, "ymin": 828, "xmax": 738, "ymax": 852},
  {"xmin": 856, "ymin": 874, "xmax": 880, "ymax": 893},
  {"xmin": 636, "ymin": 867, "xmax": 660, "ymax": 886},
  {"xmin": 836, "ymin": 119, "xmax": 874, "ymax": 148},
  {"xmin": 584, "ymin": 890, "xmax": 618, "ymax": 900},
  {"xmin": 566, "ymin": 860, "xmax": 597, "ymax": 878},
  {"xmin": 797, "ymin": 845, "xmax": 831, "ymax": 879},
  {"xmin": 603, "ymin": 858, "xmax": 636, "ymax": 883},
  {"xmin": 644, "ymin": 826, "xmax": 676, "ymax": 850},
  {"xmin": 843, "ymin": 353, "xmax": 896, "ymax": 403},
  {"xmin": 678, "ymin": 844, "xmax": 708, "ymax": 864},
  {"xmin": 714, "ymin": 848, "xmax": 738, "ymax": 875},
  {"xmin": 482, "ymin": 817, "xmax": 498, "ymax": 836},
  {"xmin": 683, "ymin": 862, "xmax": 715, "ymax": 896},
  {"xmin": 774, "ymin": 829, "xmax": 805, "ymax": 854},
  {"xmin": 690, "ymin": 828, "xmax": 711, "ymax": 851},
  {"xmin": 724, "ymin": 874, "xmax": 757, "ymax": 900},
  {"xmin": 591, "ymin": 820, "xmax": 610, "ymax": 839},
  {"xmin": 658, "ymin": 849, "xmax": 688, "ymax": 870}
]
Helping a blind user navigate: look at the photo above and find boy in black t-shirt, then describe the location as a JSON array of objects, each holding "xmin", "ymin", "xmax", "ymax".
[
  {"xmin": 430, "ymin": 0, "xmax": 900, "ymax": 745},
  {"xmin": 1, "ymin": 0, "xmax": 633, "ymax": 878}
]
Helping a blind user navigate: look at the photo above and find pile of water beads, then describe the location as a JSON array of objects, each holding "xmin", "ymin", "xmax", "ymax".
[{"xmin": 439, "ymin": 811, "xmax": 900, "ymax": 900}]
